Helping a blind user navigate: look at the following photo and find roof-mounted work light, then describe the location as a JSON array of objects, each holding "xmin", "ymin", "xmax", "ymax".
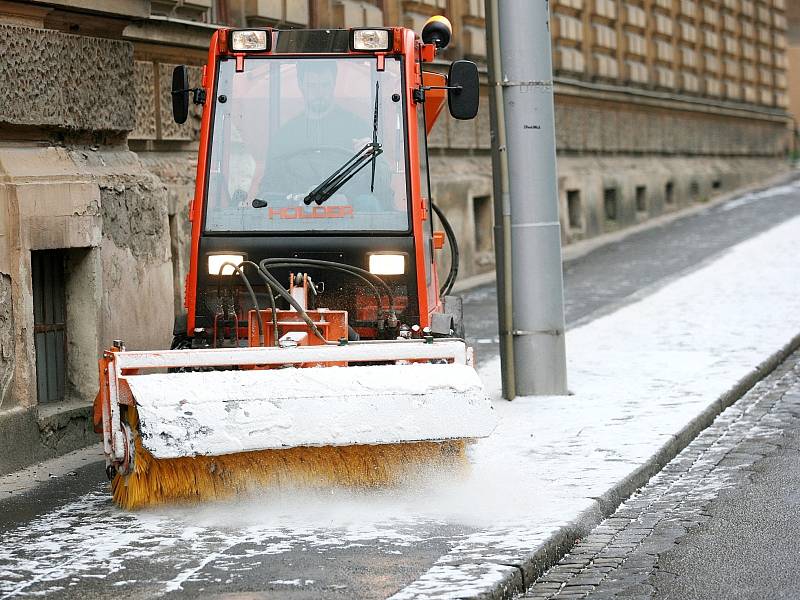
[
  {"xmin": 230, "ymin": 29, "xmax": 271, "ymax": 52},
  {"xmin": 350, "ymin": 28, "xmax": 392, "ymax": 51}
]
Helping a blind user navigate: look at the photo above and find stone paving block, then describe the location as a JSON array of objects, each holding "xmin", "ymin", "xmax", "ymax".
[
  {"xmin": 557, "ymin": 584, "xmax": 596, "ymax": 594},
  {"xmin": 603, "ymin": 518, "xmax": 633, "ymax": 527},
  {"xmin": 591, "ymin": 558, "xmax": 623, "ymax": 567},
  {"xmin": 567, "ymin": 575, "xmax": 606, "ymax": 586},
  {"xmin": 540, "ymin": 571, "xmax": 574, "ymax": 584}
]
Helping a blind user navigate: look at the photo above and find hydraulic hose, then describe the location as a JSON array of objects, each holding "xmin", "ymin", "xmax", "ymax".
[
  {"xmin": 262, "ymin": 260, "xmax": 384, "ymax": 321},
  {"xmin": 238, "ymin": 260, "xmax": 279, "ymax": 347},
  {"xmin": 217, "ymin": 262, "xmax": 265, "ymax": 346},
  {"xmin": 260, "ymin": 258, "xmax": 395, "ymax": 312},
  {"xmin": 255, "ymin": 262, "xmax": 327, "ymax": 342},
  {"xmin": 431, "ymin": 201, "xmax": 459, "ymax": 296}
]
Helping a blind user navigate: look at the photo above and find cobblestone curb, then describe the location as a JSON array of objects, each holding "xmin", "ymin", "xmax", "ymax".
[
  {"xmin": 476, "ymin": 331, "xmax": 800, "ymax": 600},
  {"xmin": 520, "ymin": 346, "xmax": 800, "ymax": 599}
]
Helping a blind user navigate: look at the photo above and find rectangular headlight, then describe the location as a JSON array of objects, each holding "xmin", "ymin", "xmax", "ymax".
[
  {"xmin": 231, "ymin": 29, "xmax": 270, "ymax": 52},
  {"xmin": 369, "ymin": 253, "xmax": 405, "ymax": 275},
  {"xmin": 208, "ymin": 254, "xmax": 245, "ymax": 276},
  {"xmin": 351, "ymin": 29, "xmax": 392, "ymax": 51}
]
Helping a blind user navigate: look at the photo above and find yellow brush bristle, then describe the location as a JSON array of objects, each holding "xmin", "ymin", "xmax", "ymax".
[{"xmin": 112, "ymin": 411, "xmax": 467, "ymax": 510}]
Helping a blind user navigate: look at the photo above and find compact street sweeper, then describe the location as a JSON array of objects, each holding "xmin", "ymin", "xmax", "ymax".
[{"xmin": 94, "ymin": 17, "xmax": 496, "ymax": 509}]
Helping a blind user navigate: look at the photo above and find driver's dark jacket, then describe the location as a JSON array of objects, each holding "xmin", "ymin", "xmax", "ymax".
[{"xmin": 261, "ymin": 105, "xmax": 393, "ymax": 207}]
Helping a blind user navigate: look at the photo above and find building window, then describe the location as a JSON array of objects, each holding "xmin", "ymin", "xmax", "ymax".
[
  {"xmin": 604, "ymin": 187, "xmax": 618, "ymax": 222},
  {"xmin": 635, "ymin": 185, "xmax": 648, "ymax": 214},
  {"xmin": 689, "ymin": 181, "xmax": 700, "ymax": 201},
  {"xmin": 712, "ymin": 179, "xmax": 722, "ymax": 190},
  {"xmin": 665, "ymin": 181, "xmax": 675, "ymax": 204},
  {"xmin": 473, "ymin": 195, "xmax": 493, "ymax": 253},
  {"xmin": 32, "ymin": 250, "xmax": 67, "ymax": 404},
  {"xmin": 567, "ymin": 189, "xmax": 583, "ymax": 230}
]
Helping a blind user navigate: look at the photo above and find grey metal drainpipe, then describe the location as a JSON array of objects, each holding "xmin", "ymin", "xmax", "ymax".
[{"xmin": 485, "ymin": 0, "xmax": 516, "ymax": 400}]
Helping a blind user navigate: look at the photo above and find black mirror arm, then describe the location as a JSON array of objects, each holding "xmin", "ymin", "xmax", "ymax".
[
  {"xmin": 423, "ymin": 85, "xmax": 463, "ymax": 93},
  {"xmin": 171, "ymin": 87, "xmax": 207, "ymax": 105},
  {"xmin": 414, "ymin": 84, "xmax": 464, "ymax": 103}
]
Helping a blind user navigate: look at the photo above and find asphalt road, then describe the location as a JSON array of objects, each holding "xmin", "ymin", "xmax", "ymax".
[{"xmin": 2, "ymin": 175, "xmax": 800, "ymax": 599}]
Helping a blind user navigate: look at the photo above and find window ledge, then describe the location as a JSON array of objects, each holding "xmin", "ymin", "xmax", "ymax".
[{"xmin": 37, "ymin": 399, "xmax": 93, "ymax": 430}]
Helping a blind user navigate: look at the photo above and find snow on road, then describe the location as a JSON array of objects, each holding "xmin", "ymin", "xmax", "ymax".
[{"xmin": 1, "ymin": 202, "xmax": 800, "ymax": 599}]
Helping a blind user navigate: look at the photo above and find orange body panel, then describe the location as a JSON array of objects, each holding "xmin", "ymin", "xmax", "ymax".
[{"xmin": 422, "ymin": 72, "xmax": 447, "ymax": 134}]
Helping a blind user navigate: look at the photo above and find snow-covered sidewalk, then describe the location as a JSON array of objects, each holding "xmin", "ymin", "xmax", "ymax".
[{"xmin": 392, "ymin": 212, "xmax": 800, "ymax": 598}]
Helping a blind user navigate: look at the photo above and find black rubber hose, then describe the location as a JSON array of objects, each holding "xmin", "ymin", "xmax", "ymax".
[
  {"xmin": 255, "ymin": 262, "xmax": 327, "ymax": 342},
  {"xmin": 431, "ymin": 201, "xmax": 459, "ymax": 296},
  {"xmin": 217, "ymin": 262, "xmax": 265, "ymax": 346},
  {"xmin": 238, "ymin": 260, "xmax": 279, "ymax": 347},
  {"xmin": 261, "ymin": 257, "xmax": 395, "ymax": 312},
  {"xmin": 263, "ymin": 261, "xmax": 384, "ymax": 321}
]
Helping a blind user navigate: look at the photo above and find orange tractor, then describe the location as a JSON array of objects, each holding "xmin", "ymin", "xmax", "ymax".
[{"xmin": 95, "ymin": 17, "xmax": 496, "ymax": 509}]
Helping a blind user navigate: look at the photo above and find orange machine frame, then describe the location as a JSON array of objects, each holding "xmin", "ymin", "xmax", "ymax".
[{"xmin": 183, "ymin": 27, "xmax": 449, "ymax": 338}]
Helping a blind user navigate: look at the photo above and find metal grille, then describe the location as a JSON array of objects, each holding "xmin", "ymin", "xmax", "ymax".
[{"xmin": 32, "ymin": 250, "xmax": 67, "ymax": 404}]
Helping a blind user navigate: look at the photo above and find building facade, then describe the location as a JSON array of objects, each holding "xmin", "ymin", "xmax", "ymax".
[{"xmin": 0, "ymin": 0, "xmax": 792, "ymax": 472}]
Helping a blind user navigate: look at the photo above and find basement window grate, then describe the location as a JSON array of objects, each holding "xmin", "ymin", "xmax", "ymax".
[{"xmin": 32, "ymin": 250, "xmax": 67, "ymax": 404}]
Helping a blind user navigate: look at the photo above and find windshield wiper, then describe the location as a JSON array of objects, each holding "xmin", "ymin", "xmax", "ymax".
[
  {"xmin": 304, "ymin": 81, "xmax": 383, "ymax": 206},
  {"xmin": 370, "ymin": 81, "xmax": 380, "ymax": 193}
]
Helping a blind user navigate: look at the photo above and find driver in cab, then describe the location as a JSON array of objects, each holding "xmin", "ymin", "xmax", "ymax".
[{"xmin": 259, "ymin": 60, "xmax": 393, "ymax": 213}]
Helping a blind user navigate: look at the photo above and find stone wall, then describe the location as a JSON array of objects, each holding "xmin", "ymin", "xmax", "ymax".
[
  {"xmin": 0, "ymin": 23, "xmax": 173, "ymax": 474},
  {"xmin": 0, "ymin": 24, "xmax": 134, "ymax": 131}
]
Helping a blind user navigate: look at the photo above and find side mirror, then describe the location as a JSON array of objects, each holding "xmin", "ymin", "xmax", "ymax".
[
  {"xmin": 171, "ymin": 65, "xmax": 189, "ymax": 124},
  {"xmin": 447, "ymin": 60, "xmax": 479, "ymax": 120}
]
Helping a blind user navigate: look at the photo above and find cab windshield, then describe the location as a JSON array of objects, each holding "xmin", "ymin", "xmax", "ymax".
[{"xmin": 205, "ymin": 56, "xmax": 409, "ymax": 233}]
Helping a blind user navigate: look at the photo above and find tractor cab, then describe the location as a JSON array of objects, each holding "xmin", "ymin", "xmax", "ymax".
[
  {"xmin": 172, "ymin": 21, "xmax": 479, "ymax": 348},
  {"xmin": 96, "ymin": 20, "xmax": 494, "ymax": 504}
]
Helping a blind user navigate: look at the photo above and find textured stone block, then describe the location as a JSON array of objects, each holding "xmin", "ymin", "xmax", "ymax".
[
  {"xmin": 131, "ymin": 61, "xmax": 157, "ymax": 140},
  {"xmin": 0, "ymin": 24, "xmax": 134, "ymax": 132}
]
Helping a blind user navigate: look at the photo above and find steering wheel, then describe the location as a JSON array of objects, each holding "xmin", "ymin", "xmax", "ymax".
[{"xmin": 269, "ymin": 145, "xmax": 360, "ymax": 193}]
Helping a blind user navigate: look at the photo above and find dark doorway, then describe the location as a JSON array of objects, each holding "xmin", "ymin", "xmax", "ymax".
[
  {"xmin": 604, "ymin": 187, "xmax": 618, "ymax": 222},
  {"xmin": 31, "ymin": 250, "xmax": 67, "ymax": 404},
  {"xmin": 567, "ymin": 189, "xmax": 582, "ymax": 230}
]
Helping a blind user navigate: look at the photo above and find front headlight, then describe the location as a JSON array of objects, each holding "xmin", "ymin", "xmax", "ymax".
[
  {"xmin": 230, "ymin": 29, "xmax": 270, "ymax": 52},
  {"xmin": 368, "ymin": 253, "xmax": 405, "ymax": 275},
  {"xmin": 208, "ymin": 254, "xmax": 245, "ymax": 276},
  {"xmin": 351, "ymin": 28, "xmax": 392, "ymax": 51}
]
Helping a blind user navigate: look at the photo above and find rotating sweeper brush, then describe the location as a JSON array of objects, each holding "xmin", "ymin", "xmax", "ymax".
[
  {"xmin": 95, "ymin": 19, "xmax": 497, "ymax": 509},
  {"xmin": 97, "ymin": 338, "xmax": 495, "ymax": 509}
]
